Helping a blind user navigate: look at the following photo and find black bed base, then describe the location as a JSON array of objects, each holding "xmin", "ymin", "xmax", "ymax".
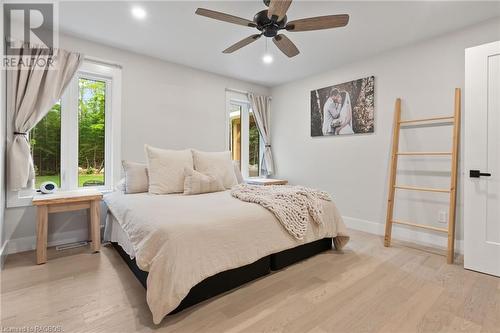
[
  {"xmin": 112, "ymin": 238, "xmax": 332, "ymax": 314},
  {"xmin": 271, "ymin": 237, "xmax": 332, "ymax": 270}
]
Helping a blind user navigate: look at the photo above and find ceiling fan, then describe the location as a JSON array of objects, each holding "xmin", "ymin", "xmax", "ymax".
[{"xmin": 195, "ymin": 0, "xmax": 349, "ymax": 58}]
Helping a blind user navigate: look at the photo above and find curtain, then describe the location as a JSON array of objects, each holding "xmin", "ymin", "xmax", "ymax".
[
  {"xmin": 248, "ymin": 93, "xmax": 274, "ymax": 176},
  {"xmin": 7, "ymin": 43, "xmax": 83, "ymax": 191}
]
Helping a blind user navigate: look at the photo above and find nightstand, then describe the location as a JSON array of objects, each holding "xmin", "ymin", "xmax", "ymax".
[
  {"xmin": 32, "ymin": 189, "xmax": 103, "ymax": 264},
  {"xmin": 245, "ymin": 178, "xmax": 288, "ymax": 186}
]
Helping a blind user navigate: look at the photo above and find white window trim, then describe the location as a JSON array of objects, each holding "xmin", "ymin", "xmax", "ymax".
[
  {"xmin": 6, "ymin": 60, "xmax": 121, "ymax": 208},
  {"xmin": 225, "ymin": 90, "xmax": 262, "ymax": 179}
]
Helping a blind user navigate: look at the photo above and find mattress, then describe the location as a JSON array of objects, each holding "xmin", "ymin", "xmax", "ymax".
[{"xmin": 103, "ymin": 189, "xmax": 349, "ymax": 324}]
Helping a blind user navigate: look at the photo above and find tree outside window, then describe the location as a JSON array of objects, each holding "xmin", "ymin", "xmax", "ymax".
[
  {"xmin": 78, "ymin": 78, "xmax": 106, "ymax": 187},
  {"xmin": 31, "ymin": 102, "xmax": 61, "ymax": 188}
]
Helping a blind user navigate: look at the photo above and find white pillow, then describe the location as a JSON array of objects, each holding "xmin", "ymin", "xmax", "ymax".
[
  {"xmin": 192, "ymin": 150, "xmax": 238, "ymax": 189},
  {"xmin": 183, "ymin": 168, "xmax": 225, "ymax": 195},
  {"xmin": 232, "ymin": 160, "xmax": 244, "ymax": 184},
  {"xmin": 115, "ymin": 178, "xmax": 126, "ymax": 192},
  {"xmin": 145, "ymin": 145, "xmax": 193, "ymax": 194},
  {"xmin": 122, "ymin": 160, "xmax": 149, "ymax": 194}
]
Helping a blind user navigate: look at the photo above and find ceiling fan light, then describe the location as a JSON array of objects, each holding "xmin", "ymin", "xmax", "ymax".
[
  {"xmin": 131, "ymin": 6, "xmax": 147, "ymax": 20},
  {"xmin": 262, "ymin": 53, "xmax": 273, "ymax": 64}
]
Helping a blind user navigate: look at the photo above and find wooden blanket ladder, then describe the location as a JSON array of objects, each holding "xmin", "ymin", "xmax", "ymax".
[{"xmin": 384, "ymin": 88, "xmax": 461, "ymax": 264}]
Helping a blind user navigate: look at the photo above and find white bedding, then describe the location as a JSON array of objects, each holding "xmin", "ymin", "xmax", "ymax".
[
  {"xmin": 104, "ymin": 190, "xmax": 349, "ymax": 324},
  {"xmin": 104, "ymin": 214, "xmax": 136, "ymax": 258}
]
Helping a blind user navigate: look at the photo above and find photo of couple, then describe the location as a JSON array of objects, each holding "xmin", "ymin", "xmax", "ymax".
[{"xmin": 310, "ymin": 76, "xmax": 375, "ymax": 137}]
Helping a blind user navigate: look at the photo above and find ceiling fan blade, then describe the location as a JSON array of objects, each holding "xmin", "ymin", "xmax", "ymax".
[
  {"xmin": 272, "ymin": 34, "xmax": 299, "ymax": 58},
  {"xmin": 223, "ymin": 34, "xmax": 262, "ymax": 54},
  {"xmin": 267, "ymin": 0, "xmax": 292, "ymax": 21},
  {"xmin": 286, "ymin": 14, "xmax": 349, "ymax": 32},
  {"xmin": 196, "ymin": 8, "xmax": 256, "ymax": 28}
]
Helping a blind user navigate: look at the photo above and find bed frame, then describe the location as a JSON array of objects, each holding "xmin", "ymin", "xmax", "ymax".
[{"xmin": 112, "ymin": 237, "xmax": 333, "ymax": 314}]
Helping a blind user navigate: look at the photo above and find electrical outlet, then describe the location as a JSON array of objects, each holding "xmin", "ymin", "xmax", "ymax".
[{"xmin": 438, "ymin": 210, "xmax": 448, "ymax": 224}]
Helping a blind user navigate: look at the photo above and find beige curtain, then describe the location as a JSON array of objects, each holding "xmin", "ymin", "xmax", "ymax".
[
  {"xmin": 248, "ymin": 93, "xmax": 274, "ymax": 176},
  {"xmin": 7, "ymin": 43, "xmax": 83, "ymax": 190}
]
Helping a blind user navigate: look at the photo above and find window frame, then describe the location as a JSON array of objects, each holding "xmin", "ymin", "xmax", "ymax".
[
  {"xmin": 225, "ymin": 90, "xmax": 263, "ymax": 179},
  {"xmin": 7, "ymin": 60, "xmax": 122, "ymax": 207}
]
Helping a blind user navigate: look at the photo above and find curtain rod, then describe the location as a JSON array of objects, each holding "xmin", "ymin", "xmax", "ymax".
[
  {"xmin": 225, "ymin": 88, "xmax": 272, "ymax": 99},
  {"xmin": 225, "ymin": 88, "xmax": 248, "ymax": 95},
  {"xmin": 84, "ymin": 56, "xmax": 123, "ymax": 69}
]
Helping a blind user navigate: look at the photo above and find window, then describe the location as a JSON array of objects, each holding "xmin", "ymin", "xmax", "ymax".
[
  {"xmin": 229, "ymin": 103, "xmax": 241, "ymax": 168},
  {"xmin": 78, "ymin": 78, "xmax": 106, "ymax": 187},
  {"xmin": 226, "ymin": 91, "xmax": 262, "ymax": 178},
  {"xmin": 248, "ymin": 110, "xmax": 261, "ymax": 177},
  {"xmin": 8, "ymin": 60, "xmax": 122, "ymax": 207},
  {"xmin": 31, "ymin": 102, "xmax": 61, "ymax": 189}
]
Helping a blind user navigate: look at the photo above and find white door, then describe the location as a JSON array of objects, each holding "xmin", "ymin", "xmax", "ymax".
[{"xmin": 464, "ymin": 41, "xmax": 500, "ymax": 277}]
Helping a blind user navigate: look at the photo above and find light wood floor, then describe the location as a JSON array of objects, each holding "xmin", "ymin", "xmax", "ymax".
[{"xmin": 1, "ymin": 230, "xmax": 499, "ymax": 333}]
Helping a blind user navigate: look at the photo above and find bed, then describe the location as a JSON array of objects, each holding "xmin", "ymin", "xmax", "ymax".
[{"xmin": 104, "ymin": 189, "xmax": 349, "ymax": 324}]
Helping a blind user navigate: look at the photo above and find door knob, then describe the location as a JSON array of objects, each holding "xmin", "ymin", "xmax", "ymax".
[{"xmin": 469, "ymin": 170, "xmax": 492, "ymax": 178}]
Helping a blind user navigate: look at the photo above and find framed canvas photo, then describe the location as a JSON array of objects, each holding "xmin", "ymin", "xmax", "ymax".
[{"xmin": 311, "ymin": 76, "xmax": 375, "ymax": 137}]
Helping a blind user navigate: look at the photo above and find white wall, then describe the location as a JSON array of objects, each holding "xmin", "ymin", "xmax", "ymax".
[
  {"xmin": 0, "ymin": 74, "xmax": 5, "ymax": 265},
  {"xmin": 0, "ymin": 12, "xmax": 6, "ymax": 265},
  {"xmin": 3, "ymin": 33, "xmax": 270, "ymax": 254},
  {"xmin": 271, "ymin": 18, "xmax": 500, "ymax": 251}
]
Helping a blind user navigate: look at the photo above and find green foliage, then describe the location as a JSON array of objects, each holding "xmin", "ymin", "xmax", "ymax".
[
  {"xmin": 31, "ymin": 103, "xmax": 61, "ymax": 176},
  {"xmin": 85, "ymin": 167, "xmax": 96, "ymax": 175},
  {"xmin": 249, "ymin": 115, "xmax": 260, "ymax": 172},
  {"xmin": 34, "ymin": 174, "xmax": 60, "ymax": 188},
  {"xmin": 78, "ymin": 79, "xmax": 106, "ymax": 173}
]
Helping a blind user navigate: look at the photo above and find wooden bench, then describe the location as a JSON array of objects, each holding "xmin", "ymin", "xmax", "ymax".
[{"xmin": 32, "ymin": 189, "xmax": 103, "ymax": 264}]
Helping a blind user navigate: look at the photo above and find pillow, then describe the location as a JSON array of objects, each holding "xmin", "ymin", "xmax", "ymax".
[
  {"xmin": 115, "ymin": 178, "xmax": 126, "ymax": 192},
  {"xmin": 145, "ymin": 145, "xmax": 193, "ymax": 194},
  {"xmin": 122, "ymin": 161, "xmax": 149, "ymax": 194},
  {"xmin": 183, "ymin": 168, "xmax": 225, "ymax": 195},
  {"xmin": 192, "ymin": 150, "xmax": 238, "ymax": 189},
  {"xmin": 232, "ymin": 160, "xmax": 244, "ymax": 184}
]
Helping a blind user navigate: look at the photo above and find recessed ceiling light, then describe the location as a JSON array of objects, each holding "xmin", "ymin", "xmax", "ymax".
[
  {"xmin": 131, "ymin": 6, "xmax": 147, "ymax": 20},
  {"xmin": 262, "ymin": 54, "xmax": 273, "ymax": 64}
]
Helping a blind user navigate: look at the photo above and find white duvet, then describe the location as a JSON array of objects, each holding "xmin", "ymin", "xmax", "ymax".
[{"xmin": 104, "ymin": 190, "xmax": 349, "ymax": 324}]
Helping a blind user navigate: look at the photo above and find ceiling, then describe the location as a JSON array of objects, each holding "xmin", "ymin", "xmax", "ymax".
[{"xmin": 59, "ymin": 1, "xmax": 500, "ymax": 87}]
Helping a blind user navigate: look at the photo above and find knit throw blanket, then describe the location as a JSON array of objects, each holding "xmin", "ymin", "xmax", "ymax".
[{"xmin": 230, "ymin": 184, "xmax": 332, "ymax": 240}]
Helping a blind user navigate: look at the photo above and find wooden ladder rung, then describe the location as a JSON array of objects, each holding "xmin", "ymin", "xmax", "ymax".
[
  {"xmin": 399, "ymin": 116, "xmax": 454, "ymax": 125},
  {"xmin": 392, "ymin": 219, "xmax": 448, "ymax": 233},
  {"xmin": 397, "ymin": 151, "xmax": 452, "ymax": 156},
  {"xmin": 394, "ymin": 185, "xmax": 451, "ymax": 193}
]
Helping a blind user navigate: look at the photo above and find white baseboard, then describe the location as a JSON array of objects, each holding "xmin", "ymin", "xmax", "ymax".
[
  {"xmin": 343, "ymin": 216, "xmax": 464, "ymax": 254},
  {"xmin": 4, "ymin": 229, "xmax": 91, "ymax": 255}
]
